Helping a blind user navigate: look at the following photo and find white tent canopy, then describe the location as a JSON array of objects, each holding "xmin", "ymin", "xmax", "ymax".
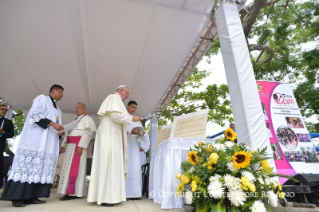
[{"xmin": 0, "ymin": 0, "xmax": 217, "ymax": 124}]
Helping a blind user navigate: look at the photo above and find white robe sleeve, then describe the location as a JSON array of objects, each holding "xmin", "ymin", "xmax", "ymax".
[
  {"xmin": 78, "ymin": 132, "xmax": 93, "ymax": 149},
  {"xmin": 110, "ymin": 112, "xmax": 132, "ymax": 125},
  {"xmin": 28, "ymin": 95, "xmax": 49, "ymax": 125},
  {"xmin": 140, "ymin": 132, "xmax": 150, "ymax": 152}
]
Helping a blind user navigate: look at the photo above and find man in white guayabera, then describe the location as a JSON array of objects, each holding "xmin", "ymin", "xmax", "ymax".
[
  {"xmin": 1, "ymin": 84, "xmax": 65, "ymax": 207},
  {"xmin": 58, "ymin": 103, "xmax": 96, "ymax": 200}
]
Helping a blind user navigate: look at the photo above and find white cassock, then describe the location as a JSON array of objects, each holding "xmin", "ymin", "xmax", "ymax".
[
  {"xmin": 87, "ymin": 93, "xmax": 132, "ymax": 205},
  {"xmin": 57, "ymin": 114, "xmax": 96, "ymax": 197},
  {"xmin": 8, "ymin": 94, "xmax": 62, "ymax": 184},
  {"xmin": 125, "ymin": 121, "xmax": 150, "ymax": 198},
  {"xmin": 140, "ymin": 132, "xmax": 150, "ymax": 166}
]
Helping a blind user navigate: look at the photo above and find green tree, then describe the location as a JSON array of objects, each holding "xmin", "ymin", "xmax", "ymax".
[
  {"xmin": 159, "ymin": 0, "xmax": 318, "ymax": 131},
  {"xmin": 12, "ymin": 110, "xmax": 25, "ymax": 137}
]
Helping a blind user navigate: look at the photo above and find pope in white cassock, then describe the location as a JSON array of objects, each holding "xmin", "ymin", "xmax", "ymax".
[
  {"xmin": 57, "ymin": 103, "xmax": 96, "ymax": 200},
  {"xmin": 125, "ymin": 101, "xmax": 150, "ymax": 199},
  {"xmin": 1, "ymin": 85, "xmax": 65, "ymax": 207},
  {"xmin": 87, "ymin": 85, "xmax": 142, "ymax": 207}
]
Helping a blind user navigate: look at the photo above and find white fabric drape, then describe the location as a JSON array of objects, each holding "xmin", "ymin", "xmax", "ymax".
[
  {"xmin": 215, "ymin": 2, "xmax": 273, "ymax": 161},
  {"xmin": 149, "ymin": 138, "xmax": 215, "ymax": 209},
  {"xmin": 149, "ymin": 117, "xmax": 158, "ymax": 161}
]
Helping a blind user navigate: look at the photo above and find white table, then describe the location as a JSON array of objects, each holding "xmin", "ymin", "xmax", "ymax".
[{"xmin": 149, "ymin": 137, "xmax": 215, "ymax": 209}]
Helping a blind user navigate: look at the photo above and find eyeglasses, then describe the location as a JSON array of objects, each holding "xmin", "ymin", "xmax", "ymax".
[
  {"xmin": 122, "ymin": 89, "xmax": 129, "ymax": 95},
  {"xmin": 55, "ymin": 89, "xmax": 63, "ymax": 95},
  {"xmin": 0, "ymin": 109, "xmax": 8, "ymax": 111}
]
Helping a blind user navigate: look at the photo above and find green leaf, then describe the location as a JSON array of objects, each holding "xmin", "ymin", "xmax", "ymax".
[
  {"xmin": 210, "ymin": 202, "xmax": 226, "ymax": 212},
  {"xmin": 232, "ymin": 145, "xmax": 240, "ymax": 152},
  {"xmin": 264, "ymin": 202, "xmax": 273, "ymax": 212},
  {"xmin": 227, "ymin": 206, "xmax": 241, "ymax": 212}
]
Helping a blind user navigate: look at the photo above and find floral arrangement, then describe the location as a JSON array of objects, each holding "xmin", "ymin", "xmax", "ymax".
[{"xmin": 176, "ymin": 141, "xmax": 290, "ymax": 212}]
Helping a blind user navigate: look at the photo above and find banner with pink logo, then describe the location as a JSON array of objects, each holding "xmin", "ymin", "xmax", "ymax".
[{"xmin": 256, "ymin": 81, "xmax": 319, "ymax": 184}]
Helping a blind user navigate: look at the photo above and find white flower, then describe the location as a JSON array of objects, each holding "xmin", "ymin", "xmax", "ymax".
[
  {"xmin": 224, "ymin": 174, "xmax": 235, "ymax": 189},
  {"xmin": 245, "ymin": 146, "xmax": 251, "ymax": 151},
  {"xmin": 227, "ymin": 162, "xmax": 238, "ymax": 172},
  {"xmin": 267, "ymin": 191, "xmax": 278, "ymax": 207},
  {"xmin": 208, "ymin": 181, "xmax": 225, "ymax": 199},
  {"xmin": 257, "ymin": 177, "xmax": 264, "ymax": 184},
  {"xmin": 264, "ymin": 177, "xmax": 271, "ymax": 185},
  {"xmin": 185, "ymin": 190, "xmax": 193, "ymax": 204},
  {"xmin": 189, "ymin": 167, "xmax": 195, "ymax": 173},
  {"xmin": 209, "ymin": 174, "xmax": 221, "ymax": 182},
  {"xmin": 250, "ymin": 200, "xmax": 266, "ymax": 212},
  {"xmin": 229, "ymin": 178, "xmax": 241, "ymax": 190},
  {"xmin": 224, "ymin": 141, "xmax": 234, "ymax": 148},
  {"xmin": 241, "ymin": 171, "xmax": 256, "ymax": 182},
  {"xmin": 214, "ymin": 144, "xmax": 226, "ymax": 152},
  {"xmin": 227, "ymin": 189, "xmax": 246, "ymax": 206}
]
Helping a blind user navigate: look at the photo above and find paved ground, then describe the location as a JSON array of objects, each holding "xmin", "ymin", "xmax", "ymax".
[{"xmin": 1, "ymin": 188, "xmax": 319, "ymax": 211}]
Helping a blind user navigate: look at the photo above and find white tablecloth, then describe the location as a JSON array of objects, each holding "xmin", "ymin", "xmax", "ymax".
[{"xmin": 149, "ymin": 137, "xmax": 215, "ymax": 209}]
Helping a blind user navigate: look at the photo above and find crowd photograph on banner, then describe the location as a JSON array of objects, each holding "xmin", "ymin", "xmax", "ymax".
[
  {"xmin": 297, "ymin": 133, "xmax": 312, "ymax": 142},
  {"xmin": 285, "ymin": 117, "xmax": 305, "ymax": 128},
  {"xmin": 276, "ymin": 126, "xmax": 298, "ymax": 150},
  {"xmin": 284, "ymin": 151, "xmax": 304, "ymax": 162},
  {"xmin": 300, "ymin": 147, "xmax": 319, "ymax": 163}
]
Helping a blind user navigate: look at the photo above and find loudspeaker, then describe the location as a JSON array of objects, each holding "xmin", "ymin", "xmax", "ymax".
[{"xmin": 283, "ymin": 174, "xmax": 319, "ymax": 205}]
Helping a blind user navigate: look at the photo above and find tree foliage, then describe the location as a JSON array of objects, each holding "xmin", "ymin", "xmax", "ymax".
[
  {"xmin": 12, "ymin": 110, "xmax": 25, "ymax": 137},
  {"xmin": 159, "ymin": 0, "xmax": 318, "ymax": 131}
]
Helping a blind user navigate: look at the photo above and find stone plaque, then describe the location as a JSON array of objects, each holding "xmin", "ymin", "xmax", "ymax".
[
  {"xmin": 155, "ymin": 124, "xmax": 172, "ymax": 147},
  {"xmin": 170, "ymin": 110, "xmax": 208, "ymax": 138}
]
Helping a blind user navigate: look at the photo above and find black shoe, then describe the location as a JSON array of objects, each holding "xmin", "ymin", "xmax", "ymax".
[
  {"xmin": 12, "ymin": 201, "xmax": 26, "ymax": 207},
  {"xmin": 60, "ymin": 195, "xmax": 80, "ymax": 201},
  {"xmin": 129, "ymin": 198, "xmax": 142, "ymax": 200},
  {"xmin": 25, "ymin": 198, "xmax": 46, "ymax": 204},
  {"xmin": 101, "ymin": 203, "xmax": 113, "ymax": 207}
]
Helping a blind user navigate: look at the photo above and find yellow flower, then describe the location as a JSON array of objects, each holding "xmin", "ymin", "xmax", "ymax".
[
  {"xmin": 176, "ymin": 183, "xmax": 182, "ymax": 196},
  {"xmin": 198, "ymin": 141, "xmax": 203, "ymax": 147},
  {"xmin": 176, "ymin": 173, "xmax": 182, "ymax": 179},
  {"xmin": 207, "ymin": 165, "xmax": 213, "ymax": 170},
  {"xmin": 260, "ymin": 160, "xmax": 270, "ymax": 168},
  {"xmin": 233, "ymin": 151, "xmax": 251, "ymax": 169},
  {"xmin": 191, "ymin": 181, "xmax": 197, "ymax": 192},
  {"xmin": 278, "ymin": 182, "xmax": 282, "ymax": 191},
  {"xmin": 181, "ymin": 175, "xmax": 190, "ymax": 184},
  {"xmin": 209, "ymin": 153, "xmax": 219, "ymax": 164},
  {"xmin": 225, "ymin": 128, "xmax": 237, "ymax": 141},
  {"xmin": 187, "ymin": 151, "xmax": 199, "ymax": 165},
  {"xmin": 248, "ymin": 183, "xmax": 256, "ymax": 192},
  {"xmin": 205, "ymin": 145, "xmax": 213, "ymax": 153},
  {"xmin": 241, "ymin": 184, "xmax": 248, "ymax": 191},
  {"xmin": 241, "ymin": 176, "xmax": 250, "ymax": 187},
  {"xmin": 279, "ymin": 191, "xmax": 285, "ymax": 199}
]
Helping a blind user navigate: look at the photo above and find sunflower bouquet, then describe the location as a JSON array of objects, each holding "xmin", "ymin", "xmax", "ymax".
[{"xmin": 176, "ymin": 141, "xmax": 288, "ymax": 212}]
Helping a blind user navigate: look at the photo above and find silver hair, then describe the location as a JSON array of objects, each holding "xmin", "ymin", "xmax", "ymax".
[
  {"xmin": 77, "ymin": 102, "xmax": 87, "ymax": 109},
  {"xmin": 116, "ymin": 85, "xmax": 129, "ymax": 92}
]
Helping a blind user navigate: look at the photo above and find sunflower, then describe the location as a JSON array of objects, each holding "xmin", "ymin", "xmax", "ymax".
[
  {"xmin": 187, "ymin": 151, "xmax": 199, "ymax": 165},
  {"xmin": 225, "ymin": 128, "xmax": 237, "ymax": 141},
  {"xmin": 232, "ymin": 151, "xmax": 251, "ymax": 169}
]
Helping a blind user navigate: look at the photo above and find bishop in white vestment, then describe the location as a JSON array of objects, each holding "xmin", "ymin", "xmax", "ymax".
[
  {"xmin": 125, "ymin": 101, "xmax": 150, "ymax": 199},
  {"xmin": 1, "ymin": 85, "xmax": 65, "ymax": 207},
  {"xmin": 57, "ymin": 103, "xmax": 96, "ymax": 200},
  {"xmin": 87, "ymin": 85, "xmax": 142, "ymax": 207}
]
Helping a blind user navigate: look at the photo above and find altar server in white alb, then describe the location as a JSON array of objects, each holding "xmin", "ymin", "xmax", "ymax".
[
  {"xmin": 57, "ymin": 103, "xmax": 96, "ymax": 200},
  {"xmin": 87, "ymin": 85, "xmax": 142, "ymax": 207},
  {"xmin": 1, "ymin": 84, "xmax": 65, "ymax": 207},
  {"xmin": 125, "ymin": 101, "xmax": 150, "ymax": 199}
]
